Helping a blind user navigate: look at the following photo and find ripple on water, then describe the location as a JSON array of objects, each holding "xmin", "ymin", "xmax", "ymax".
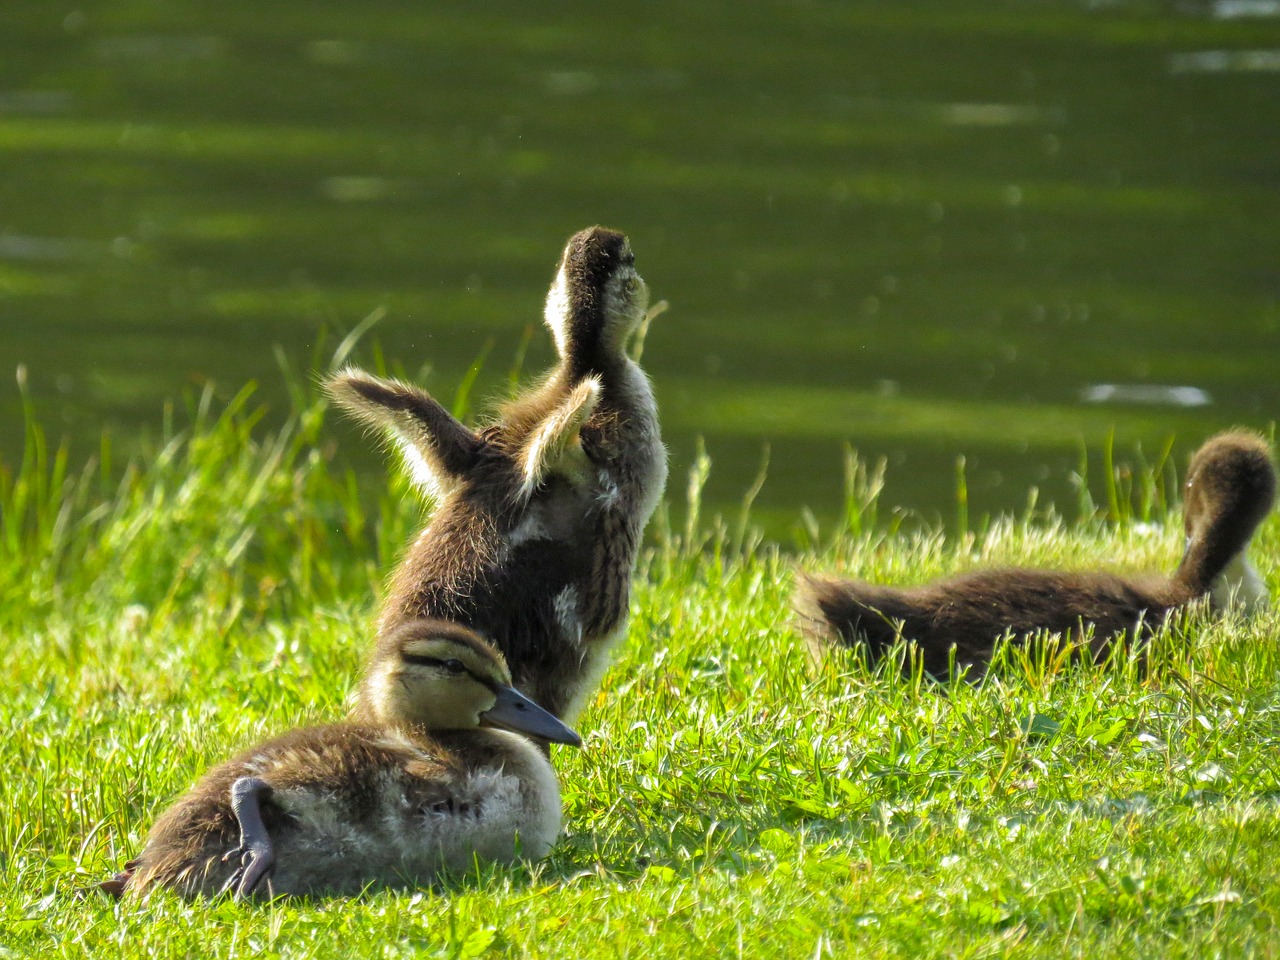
[
  {"xmin": 91, "ymin": 35, "xmax": 224, "ymax": 62},
  {"xmin": 319, "ymin": 177, "xmax": 419, "ymax": 203},
  {"xmin": 931, "ymin": 103, "xmax": 1064, "ymax": 128},
  {"xmin": 1168, "ymin": 49, "xmax": 1280, "ymax": 73},
  {"xmin": 1079, "ymin": 385, "xmax": 1213, "ymax": 408},
  {"xmin": 304, "ymin": 40, "xmax": 367, "ymax": 65},
  {"xmin": 0, "ymin": 91, "xmax": 75, "ymax": 115},
  {"xmin": 542, "ymin": 68, "xmax": 684, "ymax": 96},
  {"xmin": 0, "ymin": 234, "xmax": 100, "ymax": 264},
  {"xmin": 1211, "ymin": 0, "xmax": 1280, "ymax": 18}
]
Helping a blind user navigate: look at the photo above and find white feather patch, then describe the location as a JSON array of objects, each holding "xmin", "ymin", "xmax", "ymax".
[
  {"xmin": 543, "ymin": 264, "xmax": 571, "ymax": 359},
  {"xmin": 507, "ymin": 512, "xmax": 549, "ymax": 550},
  {"xmin": 395, "ymin": 434, "xmax": 444, "ymax": 499},
  {"xmin": 595, "ymin": 468, "xmax": 621, "ymax": 508},
  {"xmin": 1210, "ymin": 553, "xmax": 1270, "ymax": 614},
  {"xmin": 553, "ymin": 586, "xmax": 583, "ymax": 647}
]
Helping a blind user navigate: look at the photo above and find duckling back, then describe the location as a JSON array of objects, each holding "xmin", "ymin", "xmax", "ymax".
[
  {"xmin": 795, "ymin": 430, "xmax": 1275, "ymax": 679},
  {"xmin": 796, "ymin": 567, "xmax": 1175, "ymax": 679}
]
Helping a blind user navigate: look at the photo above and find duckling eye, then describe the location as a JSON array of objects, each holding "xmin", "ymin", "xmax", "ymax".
[{"xmin": 401, "ymin": 652, "xmax": 468, "ymax": 675}]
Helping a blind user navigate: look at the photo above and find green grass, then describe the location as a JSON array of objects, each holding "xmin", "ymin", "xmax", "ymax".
[{"xmin": 2, "ymin": 376, "xmax": 1279, "ymax": 959}]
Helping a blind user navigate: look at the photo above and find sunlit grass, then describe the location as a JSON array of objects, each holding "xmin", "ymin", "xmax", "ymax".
[{"xmin": 2, "ymin": 378, "xmax": 1278, "ymax": 959}]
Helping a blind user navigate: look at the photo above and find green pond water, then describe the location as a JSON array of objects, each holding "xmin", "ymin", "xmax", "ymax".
[{"xmin": 3, "ymin": 0, "xmax": 1279, "ymax": 534}]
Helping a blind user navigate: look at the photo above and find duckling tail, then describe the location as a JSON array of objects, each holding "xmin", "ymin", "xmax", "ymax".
[{"xmin": 793, "ymin": 571, "xmax": 916, "ymax": 661}]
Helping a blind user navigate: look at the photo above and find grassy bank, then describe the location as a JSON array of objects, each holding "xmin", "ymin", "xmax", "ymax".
[{"xmin": 2, "ymin": 379, "xmax": 1278, "ymax": 959}]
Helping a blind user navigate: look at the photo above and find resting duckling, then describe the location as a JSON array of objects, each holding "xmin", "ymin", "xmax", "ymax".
[
  {"xmin": 327, "ymin": 226, "xmax": 666, "ymax": 722},
  {"xmin": 796, "ymin": 431, "xmax": 1275, "ymax": 678},
  {"xmin": 105, "ymin": 619, "xmax": 580, "ymax": 899}
]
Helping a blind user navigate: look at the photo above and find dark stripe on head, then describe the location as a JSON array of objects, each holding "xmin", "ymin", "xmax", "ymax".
[{"xmin": 379, "ymin": 618, "xmax": 509, "ymax": 684}]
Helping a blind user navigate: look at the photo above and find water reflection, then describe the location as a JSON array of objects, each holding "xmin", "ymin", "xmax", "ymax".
[
  {"xmin": 0, "ymin": 90, "xmax": 74, "ymax": 114},
  {"xmin": 2, "ymin": 1, "xmax": 1278, "ymax": 528},
  {"xmin": 91, "ymin": 36, "xmax": 225, "ymax": 62},
  {"xmin": 1080, "ymin": 385, "xmax": 1213, "ymax": 408},
  {"xmin": 1211, "ymin": 0, "xmax": 1280, "ymax": 19},
  {"xmin": 1168, "ymin": 48, "xmax": 1280, "ymax": 72}
]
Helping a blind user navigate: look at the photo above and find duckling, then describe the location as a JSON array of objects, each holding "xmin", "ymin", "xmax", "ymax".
[
  {"xmin": 796, "ymin": 431, "xmax": 1275, "ymax": 678},
  {"xmin": 106, "ymin": 619, "xmax": 580, "ymax": 899},
  {"xmin": 326, "ymin": 226, "xmax": 666, "ymax": 722}
]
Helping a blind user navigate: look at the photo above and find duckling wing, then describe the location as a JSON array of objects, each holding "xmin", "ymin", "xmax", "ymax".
[
  {"xmin": 513, "ymin": 378, "xmax": 601, "ymax": 502},
  {"xmin": 126, "ymin": 724, "xmax": 459, "ymax": 898},
  {"xmin": 325, "ymin": 368, "xmax": 486, "ymax": 498}
]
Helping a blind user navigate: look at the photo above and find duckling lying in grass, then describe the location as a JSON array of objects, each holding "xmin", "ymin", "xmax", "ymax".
[
  {"xmin": 104, "ymin": 620, "xmax": 580, "ymax": 899},
  {"xmin": 796, "ymin": 431, "xmax": 1276, "ymax": 678},
  {"xmin": 327, "ymin": 226, "xmax": 667, "ymax": 722}
]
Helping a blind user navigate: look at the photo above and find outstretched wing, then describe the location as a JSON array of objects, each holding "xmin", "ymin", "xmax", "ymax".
[
  {"xmin": 326, "ymin": 367, "xmax": 485, "ymax": 498},
  {"xmin": 514, "ymin": 377, "xmax": 601, "ymax": 502}
]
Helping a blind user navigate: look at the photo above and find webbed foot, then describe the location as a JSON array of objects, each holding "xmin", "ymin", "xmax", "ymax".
[{"xmin": 220, "ymin": 776, "xmax": 276, "ymax": 899}]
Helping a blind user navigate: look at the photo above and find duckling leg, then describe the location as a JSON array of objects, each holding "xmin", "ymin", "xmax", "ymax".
[{"xmin": 220, "ymin": 776, "xmax": 275, "ymax": 899}]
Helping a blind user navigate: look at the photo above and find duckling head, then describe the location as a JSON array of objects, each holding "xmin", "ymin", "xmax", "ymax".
[
  {"xmin": 1182, "ymin": 431, "xmax": 1275, "ymax": 544},
  {"xmin": 1176, "ymin": 430, "xmax": 1276, "ymax": 600},
  {"xmin": 359, "ymin": 619, "xmax": 582, "ymax": 746},
  {"xmin": 543, "ymin": 225, "xmax": 649, "ymax": 374}
]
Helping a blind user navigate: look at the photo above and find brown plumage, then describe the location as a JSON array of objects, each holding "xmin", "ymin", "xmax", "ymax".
[
  {"xmin": 796, "ymin": 431, "xmax": 1275, "ymax": 678},
  {"xmin": 326, "ymin": 226, "xmax": 666, "ymax": 722},
  {"xmin": 104, "ymin": 620, "xmax": 579, "ymax": 900}
]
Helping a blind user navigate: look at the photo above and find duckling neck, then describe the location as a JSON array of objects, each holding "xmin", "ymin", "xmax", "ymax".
[
  {"xmin": 1172, "ymin": 503, "xmax": 1262, "ymax": 599},
  {"xmin": 346, "ymin": 694, "xmax": 456, "ymax": 736},
  {"xmin": 564, "ymin": 341, "xmax": 631, "ymax": 383},
  {"xmin": 379, "ymin": 719, "xmax": 488, "ymax": 748}
]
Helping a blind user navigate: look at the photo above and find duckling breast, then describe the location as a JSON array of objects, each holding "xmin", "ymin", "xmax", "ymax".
[
  {"xmin": 325, "ymin": 728, "xmax": 561, "ymax": 882},
  {"xmin": 1209, "ymin": 553, "xmax": 1270, "ymax": 613},
  {"xmin": 432, "ymin": 729, "xmax": 564, "ymax": 864}
]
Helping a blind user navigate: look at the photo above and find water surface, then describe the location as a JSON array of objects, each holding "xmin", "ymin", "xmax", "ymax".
[{"xmin": 3, "ymin": 0, "xmax": 1279, "ymax": 532}]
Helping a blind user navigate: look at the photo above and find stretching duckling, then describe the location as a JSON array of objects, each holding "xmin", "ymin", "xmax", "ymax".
[
  {"xmin": 327, "ymin": 226, "xmax": 666, "ymax": 721},
  {"xmin": 107, "ymin": 620, "xmax": 580, "ymax": 899},
  {"xmin": 796, "ymin": 431, "xmax": 1275, "ymax": 678}
]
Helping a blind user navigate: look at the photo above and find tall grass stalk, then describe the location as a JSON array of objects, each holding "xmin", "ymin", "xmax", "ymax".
[
  {"xmin": 731, "ymin": 443, "xmax": 770, "ymax": 557},
  {"xmin": 2, "ymin": 375, "xmax": 1278, "ymax": 960},
  {"xmin": 840, "ymin": 444, "xmax": 885, "ymax": 542}
]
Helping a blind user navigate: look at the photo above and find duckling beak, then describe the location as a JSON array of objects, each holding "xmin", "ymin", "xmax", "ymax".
[{"xmin": 481, "ymin": 685, "xmax": 583, "ymax": 747}]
